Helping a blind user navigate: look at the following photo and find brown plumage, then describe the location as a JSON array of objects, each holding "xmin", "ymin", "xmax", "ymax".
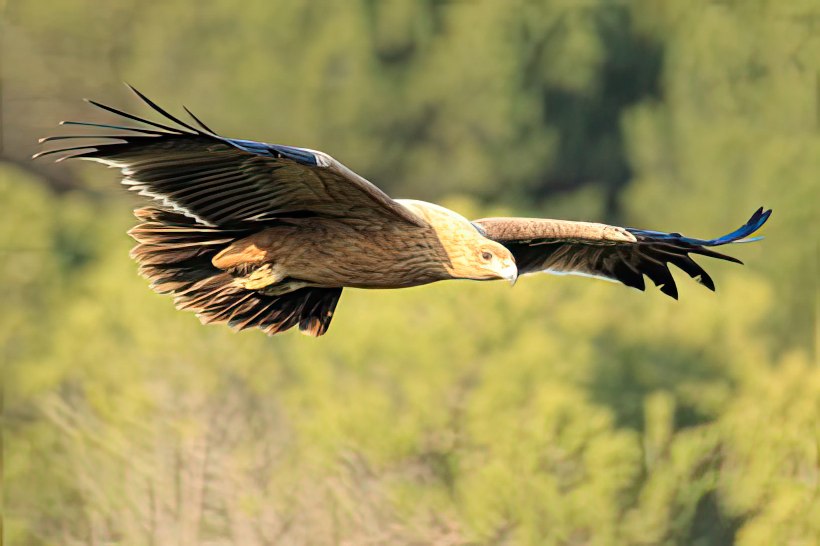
[{"xmin": 35, "ymin": 88, "xmax": 771, "ymax": 336}]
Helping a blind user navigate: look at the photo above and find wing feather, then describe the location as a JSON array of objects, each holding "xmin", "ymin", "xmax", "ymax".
[
  {"xmin": 36, "ymin": 87, "xmax": 426, "ymax": 228},
  {"xmin": 474, "ymin": 209, "xmax": 771, "ymax": 299}
]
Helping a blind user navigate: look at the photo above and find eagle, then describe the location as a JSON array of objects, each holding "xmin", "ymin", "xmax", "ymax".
[{"xmin": 35, "ymin": 87, "xmax": 771, "ymax": 337}]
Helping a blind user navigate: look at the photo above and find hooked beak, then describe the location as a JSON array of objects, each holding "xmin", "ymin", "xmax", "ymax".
[{"xmin": 500, "ymin": 262, "xmax": 518, "ymax": 286}]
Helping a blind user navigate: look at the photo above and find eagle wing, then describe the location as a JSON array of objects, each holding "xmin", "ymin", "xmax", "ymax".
[
  {"xmin": 473, "ymin": 208, "xmax": 771, "ymax": 299},
  {"xmin": 34, "ymin": 85, "xmax": 426, "ymax": 228}
]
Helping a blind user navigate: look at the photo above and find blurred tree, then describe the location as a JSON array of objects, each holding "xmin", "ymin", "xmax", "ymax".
[{"xmin": 3, "ymin": 0, "xmax": 818, "ymax": 544}]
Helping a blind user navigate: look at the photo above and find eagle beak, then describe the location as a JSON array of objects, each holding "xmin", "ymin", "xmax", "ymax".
[{"xmin": 500, "ymin": 263, "xmax": 518, "ymax": 286}]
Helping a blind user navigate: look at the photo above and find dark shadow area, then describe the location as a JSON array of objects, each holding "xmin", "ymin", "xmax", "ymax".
[
  {"xmin": 586, "ymin": 335, "xmax": 734, "ymax": 431},
  {"xmin": 539, "ymin": 7, "xmax": 664, "ymax": 220},
  {"xmin": 688, "ymin": 490, "xmax": 746, "ymax": 546}
]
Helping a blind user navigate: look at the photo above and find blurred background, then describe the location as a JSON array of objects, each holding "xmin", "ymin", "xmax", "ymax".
[{"xmin": 2, "ymin": 1, "xmax": 818, "ymax": 544}]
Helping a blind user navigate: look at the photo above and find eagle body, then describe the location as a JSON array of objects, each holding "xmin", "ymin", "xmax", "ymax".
[
  {"xmin": 210, "ymin": 202, "xmax": 506, "ymax": 290},
  {"xmin": 35, "ymin": 88, "xmax": 771, "ymax": 336}
]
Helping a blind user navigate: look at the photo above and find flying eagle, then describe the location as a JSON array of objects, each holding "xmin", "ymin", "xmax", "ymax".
[{"xmin": 35, "ymin": 87, "xmax": 771, "ymax": 336}]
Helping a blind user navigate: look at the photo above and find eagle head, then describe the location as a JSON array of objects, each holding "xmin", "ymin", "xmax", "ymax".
[
  {"xmin": 395, "ymin": 199, "xmax": 518, "ymax": 284},
  {"xmin": 466, "ymin": 240, "xmax": 518, "ymax": 284}
]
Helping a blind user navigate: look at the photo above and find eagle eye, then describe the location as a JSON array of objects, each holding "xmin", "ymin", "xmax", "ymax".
[{"xmin": 481, "ymin": 251, "xmax": 493, "ymax": 261}]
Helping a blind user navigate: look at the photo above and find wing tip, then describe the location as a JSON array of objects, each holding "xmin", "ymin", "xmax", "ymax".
[
  {"xmin": 628, "ymin": 206, "xmax": 772, "ymax": 248},
  {"xmin": 660, "ymin": 282, "xmax": 679, "ymax": 300},
  {"xmin": 736, "ymin": 206, "xmax": 772, "ymax": 239},
  {"xmin": 37, "ymin": 89, "xmax": 222, "ymax": 163},
  {"xmin": 32, "ymin": 146, "xmax": 98, "ymax": 161},
  {"xmin": 182, "ymin": 104, "xmax": 218, "ymax": 135},
  {"xmin": 698, "ymin": 274, "xmax": 716, "ymax": 292}
]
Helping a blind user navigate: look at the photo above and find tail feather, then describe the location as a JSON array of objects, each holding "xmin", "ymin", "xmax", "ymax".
[
  {"xmin": 139, "ymin": 256, "xmax": 216, "ymax": 293},
  {"xmin": 130, "ymin": 206, "xmax": 343, "ymax": 336}
]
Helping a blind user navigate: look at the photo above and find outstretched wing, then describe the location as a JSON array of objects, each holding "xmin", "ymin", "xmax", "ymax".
[
  {"xmin": 473, "ymin": 208, "xmax": 771, "ymax": 299},
  {"xmin": 34, "ymin": 85, "xmax": 425, "ymax": 228}
]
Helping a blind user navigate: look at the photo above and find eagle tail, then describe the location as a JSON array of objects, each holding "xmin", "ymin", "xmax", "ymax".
[{"xmin": 129, "ymin": 207, "xmax": 342, "ymax": 336}]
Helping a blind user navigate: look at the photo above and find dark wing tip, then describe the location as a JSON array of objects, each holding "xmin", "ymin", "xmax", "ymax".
[
  {"xmin": 697, "ymin": 273, "xmax": 716, "ymax": 292},
  {"xmin": 703, "ymin": 206, "xmax": 772, "ymax": 246},
  {"xmin": 32, "ymin": 145, "xmax": 99, "ymax": 161},
  {"xmin": 722, "ymin": 206, "xmax": 772, "ymax": 243},
  {"xmin": 182, "ymin": 105, "xmax": 218, "ymax": 135},
  {"xmin": 36, "ymin": 89, "xmax": 224, "ymax": 164},
  {"xmin": 123, "ymin": 84, "xmax": 202, "ymax": 134},
  {"xmin": 84, "ymin": 98, "xmax": 181, "ymax": 134},
  {"xmin": 627, "ymin": 207, "xmax": 772, "ymax": 248},
  {"xmin": 660, "ymin": 282, "xmax": 679, "ymax": 300}
]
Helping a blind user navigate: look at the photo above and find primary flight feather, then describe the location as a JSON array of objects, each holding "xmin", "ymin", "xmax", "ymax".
[{"xmin": 35, "ymin": 87, "xmax": 771, "ymax": 336}]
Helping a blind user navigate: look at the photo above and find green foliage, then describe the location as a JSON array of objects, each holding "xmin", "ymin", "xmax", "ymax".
[{"xmin": 3, "ymin": 0, "xmax": 818, "ymax": 544}]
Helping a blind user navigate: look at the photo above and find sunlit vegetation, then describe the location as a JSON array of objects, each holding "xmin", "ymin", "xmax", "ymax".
[{"xmin": 3, "ymin": 0, "xmax": 818, "ymax": 544}]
